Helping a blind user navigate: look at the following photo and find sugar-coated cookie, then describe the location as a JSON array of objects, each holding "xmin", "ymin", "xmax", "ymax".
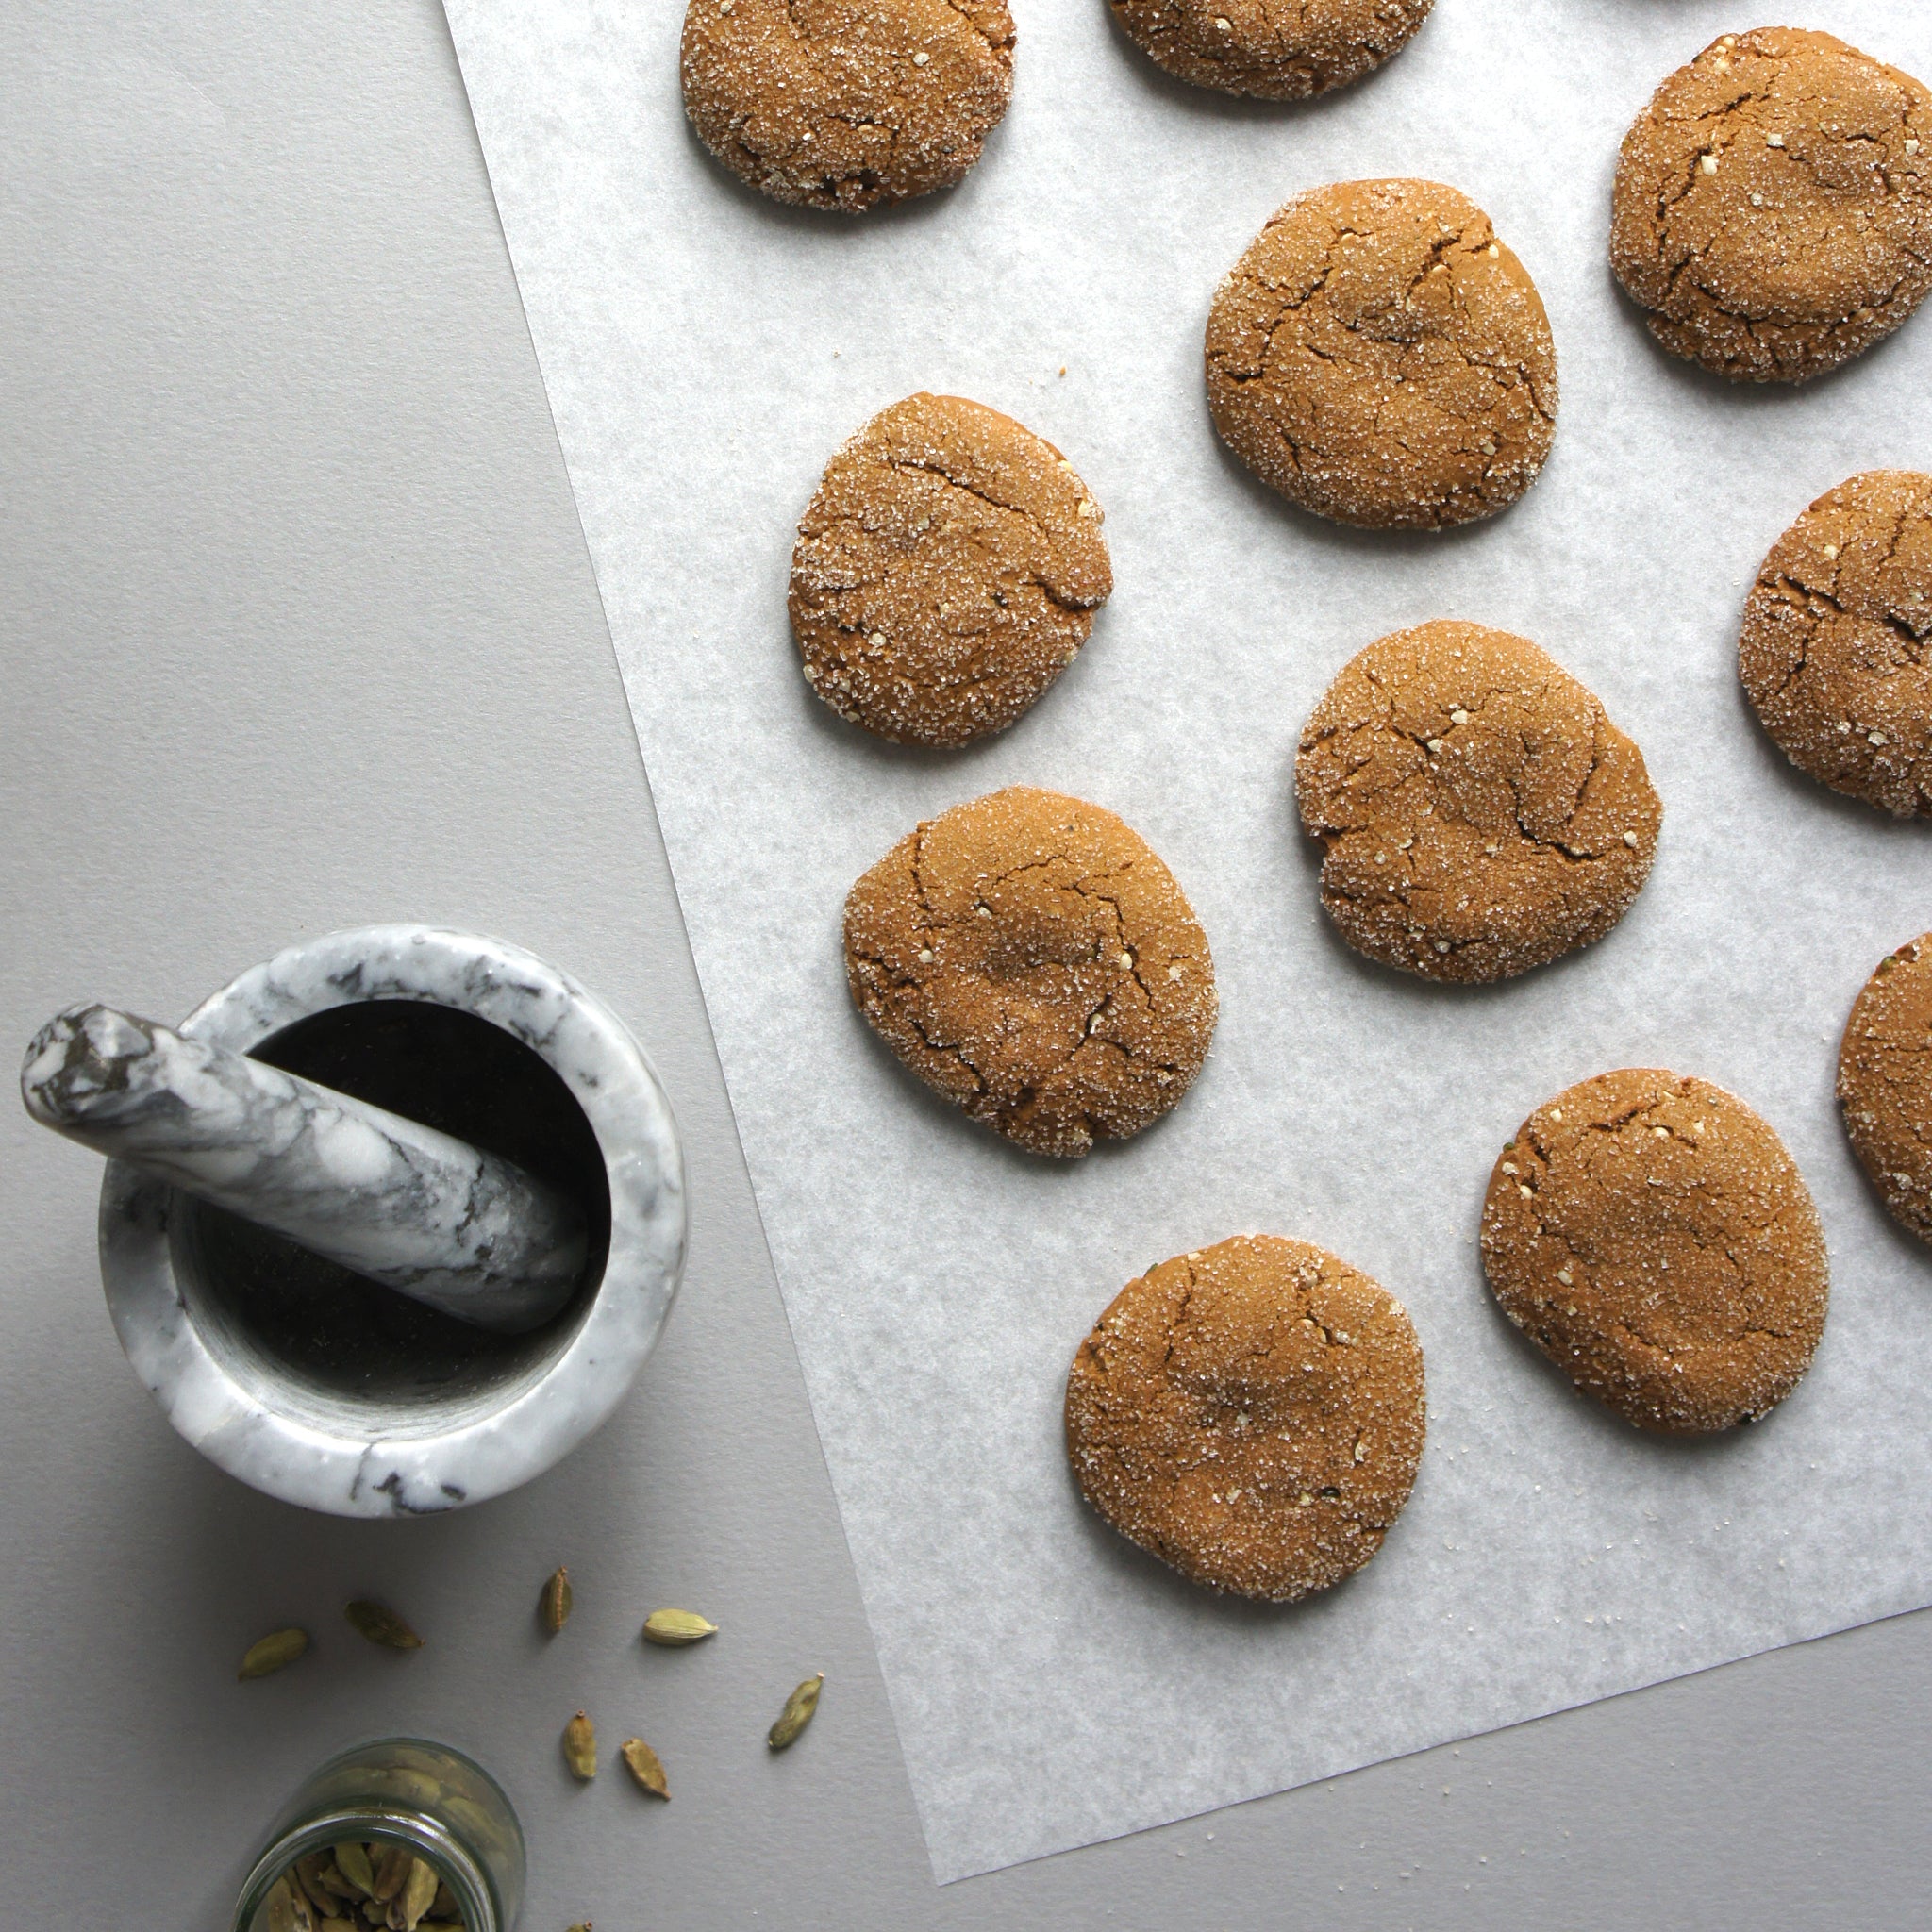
[
  {"xmin": 1610, "ymin": 28, "xmax": 1932, "ymax": 382},
  {"xmin": 1066, "ymin": 1234, "xmax": 1426, "ymax": 1602},
  {"xmin": 1207, "ymin": 179, "xmax": 1557, "ymax": 529},
  {"xmin": 791, "ymin": 394, "xmax": 1111, "ymax": 748},
  {"xmin": 1482, "ymin": 1070, "xmax": 1829, "ymax": 1434},
  {"xmin": 843, "ymin": 787, "xmax": 1216, "ymax": 1158}
]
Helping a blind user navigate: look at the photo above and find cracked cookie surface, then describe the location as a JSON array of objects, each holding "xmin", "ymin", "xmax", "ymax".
[
  {"xmin": 791, "ymin": 393, "xmax": 1112, "ymax": 747},
  {"xmin": 680, "ymin": 0, "xmax": 1014, "ymax": 212},
  {"xmin": 1296, "ymin": 622, "xmax": 1661, "ymax": 983},
  {"xmin": 1839, "ymin": 934, "xmax": 1932, "ymax": 1245},
  {"xmin": 843, "ymin": 786, "xmax": 1216, "ymax": 1158},
  {"xmin": 1109, "ymin": 0, "xmax": 1434, "ymax": 102},
  {"xmin": 1064, "ymin": 1234, "xmax": 1425, "ymax": 1602},
  {"xmin": 1482, "ymin": 1070, "xmax": 1829, "ymax": 1435},
  {"xmin": 1609, "ymin": 27, "xmax": 1932, "ymax": 383},
  {"xmin": 1739, "ymin": 469, "xmax": 1932, "ymax": 816},
  {"xmin": 1205, "ymin": 179, "xmax": 1557, "ymax": 529}
]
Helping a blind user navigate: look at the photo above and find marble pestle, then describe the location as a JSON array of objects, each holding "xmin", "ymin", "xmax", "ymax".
[{"xmin": 22, "ymin": 1003, "xmax": 588, "ymax": 1336}]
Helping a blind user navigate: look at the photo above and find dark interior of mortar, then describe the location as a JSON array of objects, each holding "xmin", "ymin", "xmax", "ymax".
[{"xmin": 181, "ymin": 1000, "xmax": 611, "ymax": 1413}]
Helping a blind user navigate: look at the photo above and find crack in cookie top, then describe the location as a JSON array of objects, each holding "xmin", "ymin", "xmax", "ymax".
[
  {"xmin": 1610, "ymin": 27, "xmax": 1932, "ymax": 382},
  {"xmin": 1206, "ymin": 179, "xmax": 1558, "ymax": 529},
  {"xmin": 681, "ymin": 0, "xmax": 1014, "ymax": 212}
]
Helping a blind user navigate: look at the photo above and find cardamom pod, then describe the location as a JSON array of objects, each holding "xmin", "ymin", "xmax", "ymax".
[
  {"xmin": 360, "ymin": 1901, "xmax": 386, "ymax": 1928},
  {"xmin": 266, "ymin": 1877, "xmax": 300, "ymax": 1932},
  {"xmin": 563, "ymin": 1708, "xmax": 597, "ymax": 1781},
  {"xmin": 766, "ymin": 1673, "xmax": 824, "ymax": 1751},
  {"xmin": 332, "ymin": 1842, "xmax": 375, "ymax": 1898},
  {"xmin": 344, "ymin": 1601, "xmax": 425, "ymax": 1651},
  {"xmin": 238, "ymin": 1627, "xmax": 309, "ymax": 1680},
  {"xmin": 641, "ymin": 1607, "xmax": 716, "ymax": 1647},
  {"xmin": 319, "ymin": 1918, "xmax": 358, "ymax": 1932},
  {"xmin": 288, "ymin": 1858, "xmax": 329, "ymax": 1919},
  {"xmin": 539, "ymin": 1565, "xmax": 573, "ymax": 1635},
  {"xmin": 429, "ymin": 1882, "xmax": 457, "ymax": 1920},
  {"xmin": 370, "ymin": 1844, "xmax": 412, "ymax": 1903},
  {"xmin": 565, "ymin": 1923, "xmax": 592, "ymax": 1932},
  {"xmin": 619, "ymin": 1736, "xmax": 670, "ymax": 1800},
  {"xmin": 388, "ymin": 1855, "xmax": 438, "ymax": 1932}
]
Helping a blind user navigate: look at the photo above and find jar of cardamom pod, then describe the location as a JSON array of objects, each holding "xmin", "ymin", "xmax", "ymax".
[{"xmin": 231, "ymin": 1739, "xmax": 525, "ymax": 1932}]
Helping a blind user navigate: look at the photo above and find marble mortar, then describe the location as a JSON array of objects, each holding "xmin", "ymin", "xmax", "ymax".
[{"xmin": 100, "ymin": 925, "xmax": 686, "ymax": 1516}]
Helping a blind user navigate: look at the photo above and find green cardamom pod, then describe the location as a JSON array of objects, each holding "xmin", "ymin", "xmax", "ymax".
[
  {"xmin": 766, "ymin": 1673, "xmax": 824, "ymax": 1751},
  {"xmin": 565, "ymin": 1923, "xmax": 593, "ymax": 1932},
  {"xmin": 266, "ymin": 1877, "xmax": 300, "ymax": 1932},
  {"xmin": 318, "ymin": 1918, "xmax": 358, "ymax": 1932},
  {"xmin": 540, "ymin": 1566, "xmax": 573, "ymax": 1636},
  {"xmin": 238, "ymin": 1627, "xmax": 309, "ymax": 1680},
  {"xmin": 390, "ymin": 1855, "xmax": 438, "ymax": 1932},
  {"xmin": 370, "ymin": 1844, "xmax": 412, "ymax": 1903},
  {"xmin": 563, "ymin": 1709, "xmax": 597, "ymax": 1781},
  {"xmin": 641, "ymin": 1607, "xmax": 717, "ymax": 1647},
  {"xmin": 344, "ymin": 1601, "xmax": 425, "ymax": 1651},
  {"xmin": 331, "ymin": 1843, "xmax": 375, "ymax": 1898},
  {"xmin": 619, "ymin": 1736, "xmax": 670, "ymax": 1800}
]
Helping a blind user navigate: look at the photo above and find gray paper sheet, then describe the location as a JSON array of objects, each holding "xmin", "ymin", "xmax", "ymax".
[{"xmin": 441, "ymin": 0, "xmax": 1932, "ymax": 1881}]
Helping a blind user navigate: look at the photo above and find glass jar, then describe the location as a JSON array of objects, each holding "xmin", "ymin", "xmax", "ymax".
[{"xmin": 230, "ymin": 1739, "xmax": 525, "ymax": 1932}]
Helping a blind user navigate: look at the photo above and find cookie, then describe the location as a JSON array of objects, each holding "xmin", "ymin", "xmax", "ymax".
[
  {"xmin": 1738, "ymin": 470, "xmax": 1932, "ymax": 816},
  {"xmin": 843, "ymin": 787, "xmax": 1217, "ymax": 1158},
  {"xmin": 1295, "ymin": 622, "xmax": 1662, "ymax": 983},
  {"xmin": 791, "ymin": 394, "xmax": 1112, "ymax": 748},
  {"xmin": 1205, "ymin": 179, "xmax": 1557, "ymax": 530},
  {"xmin": 1609, "ymin": 28, "xmax": 1932, "ymax": 383},
  {"xmin": 1109, "ymin": 0, "xmax": 1434, "ymax": 102},
  {"xmin": 680, "ymin": 0, "xmax": 1014, "ymax": 213},
  {"xmin": 1839, "ymin": 935, "xmax": 1932, "ymax": 1244},
  {"xmin": 1481, "ymin": 1071, "xmax": 1829, "ymax": 1434},
  {"xmin": 1064, "ymin": 1234, "xmax": 1426, "ymax": 1602}
]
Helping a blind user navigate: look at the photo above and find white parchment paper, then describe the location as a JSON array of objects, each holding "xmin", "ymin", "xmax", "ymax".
[{"xmin": 441, "ymin": 0, "xmax": 1932, "ymax": 1880}]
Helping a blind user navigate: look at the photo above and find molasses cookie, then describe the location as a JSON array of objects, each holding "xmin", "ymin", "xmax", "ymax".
[
  {"xmin": 1205, "ymin": 179, "xmax": 1557, "ymax": 529},
  {"xmin": 1609, "ymin": 28, "xmax": 1932, "ymax": 383},
  {"xmin": 680, "ymin": 0, "xmax": 1014, "ymax": 212},
  {"xmin": 791, "ymin": 394, "xmax": 1112, "ymax": 748},
  {"xmin": 1481, "ymin": 1070, "xmax": 1829, "ymax": 1434},
  {"xmin": 1738, "ymin": 469, "xmax": 1932, "ymax": 816},
  {"xmin": 1840, "ymin": 935, "xmax": 1932, "ymax": 1244},
  {"xmin": 843, "ymin": 787, "xmax": 1216, "ymax": 1158},
  {"xmin": 1109, "ymin": 0, "xmax": 1434, "ymax": 102},
  {"xmin": 1064, "ymin": 1234, "xmax": 1426, "ymax": 1602},
  {"xmin": 1296, "ymin": 621, "xmax": 1661, "ymax": 982}
]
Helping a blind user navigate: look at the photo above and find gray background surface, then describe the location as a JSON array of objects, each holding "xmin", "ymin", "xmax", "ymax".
[{"xmin": 2, "ymin": 2, "xmax": 1928, "ymax": 1924}]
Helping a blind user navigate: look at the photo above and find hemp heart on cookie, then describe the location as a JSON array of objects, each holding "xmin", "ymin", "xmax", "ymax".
[
  {"xmin": 791, "ymin": 394, "xmax": 1111, "ymax": 748},
  {"xmin": 680, "ymin": 0, "xmax": 1014, "ymax": 212},
  {"xmin": 1610, "ymin": 27, "xmax": 1932, "ymax": 383},
  {"xmin": 842, "ymin": 788, "xmax": 1216, "ymax": 1158},
  {"xmin": 1065, "ymin": 1235, "xmax": 1426, "ymax": 1603},
  {"xmin": 1206, "ymin": 179, "xmax": 1557, "ymax": 530},
  {"xmin": 1482, "ymin": 1071, "xmax": 1829, "ymax": 1435}
]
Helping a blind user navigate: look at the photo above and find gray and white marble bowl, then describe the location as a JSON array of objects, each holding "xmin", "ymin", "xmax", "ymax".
[{"xmin": 100, "ymin": 925, "xmax": 685, "ymax": 1515}]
